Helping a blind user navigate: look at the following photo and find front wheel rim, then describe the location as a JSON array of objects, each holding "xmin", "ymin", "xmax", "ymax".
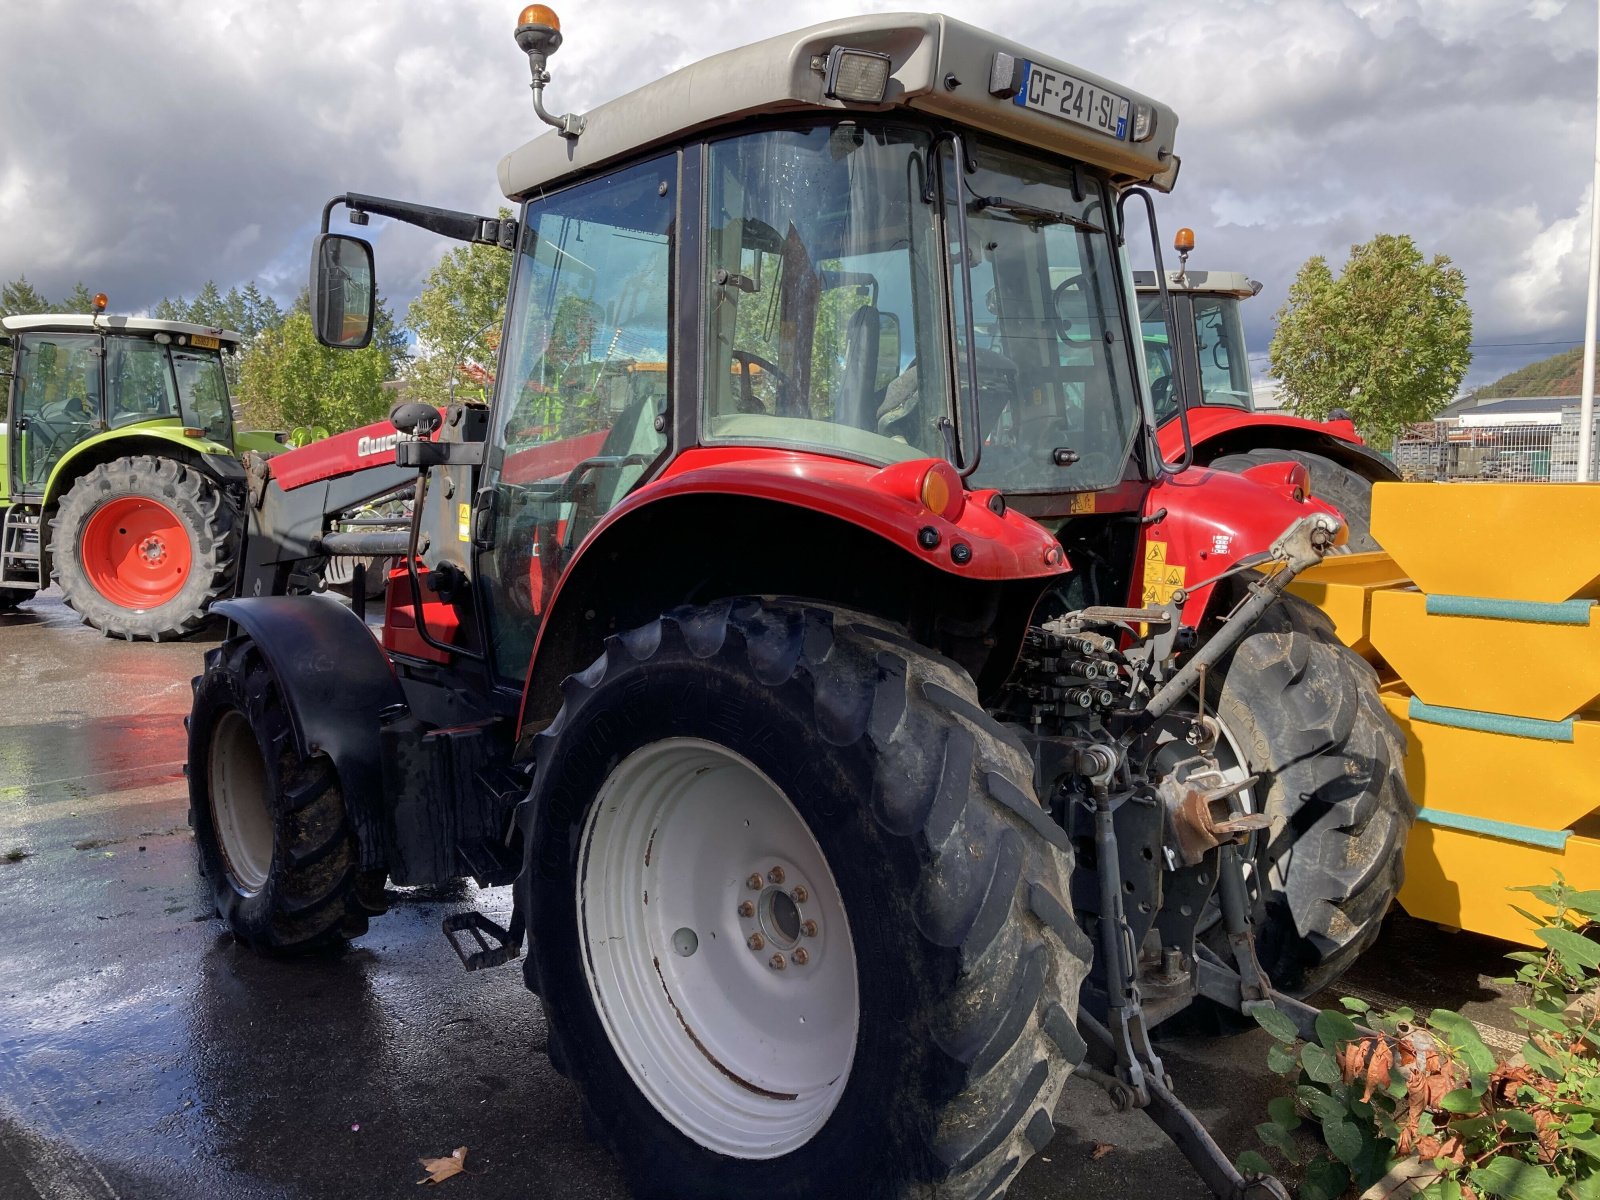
[
  {"xmin": 576, "ymin": 738, "xmax": 859, "ymax": 1159},
  {"xmin": 208, "ymin": 709, "xmax": 274, "ymax": 895}
]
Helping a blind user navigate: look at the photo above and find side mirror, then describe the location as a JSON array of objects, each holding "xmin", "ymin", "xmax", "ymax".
[{"xmin": 309, "ymin": 234, "xmax": 375, "ymax": 349}]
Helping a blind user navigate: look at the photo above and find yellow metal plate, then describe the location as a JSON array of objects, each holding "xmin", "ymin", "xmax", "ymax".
[
  {"xmin": 1371, "ymin": 481, "xmax": 1600, "ymax": 602},
  {"xmin": 1370, "ymin": 588, "xmax": 1600, "ymax": 721},
  {"xmin": 1401, "ymin": 825, "xmax": 1600, "ymax": 947},
  {"xmin": 189, "ymin": 333, "xmax": 220, "ymax": 350},
  {"xmin": 1380, "ymin": 687, "xmax": 1600, "ymax": 833}
]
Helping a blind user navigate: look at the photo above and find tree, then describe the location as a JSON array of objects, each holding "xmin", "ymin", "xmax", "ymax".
[
  {"xmin": 1, "ymin": 275, "xmax": 51, "ymax": 374},
  {"xmin": 234, "ymin": 293, "xmax": 406, "ymax": 435},
  {"xmin": 405, "ymin": 210, "xmax": 514, "ymax": 403},
  {"xmin": 59, "ymin": 282, "xmax": 98, "ymax": 313},
  {"xmin": 1268, "ymin": 233, "xmax": 1471, "ymax": 446}
]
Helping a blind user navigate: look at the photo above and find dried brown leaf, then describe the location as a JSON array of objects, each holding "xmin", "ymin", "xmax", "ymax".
[
  {"xmin": 1090, "ymin": 1142, "xmax": 1114, "ymax": 1161},
  {"xmin": 418, "ymin": 1146, "xmax": 468, "ymax": 1186}
]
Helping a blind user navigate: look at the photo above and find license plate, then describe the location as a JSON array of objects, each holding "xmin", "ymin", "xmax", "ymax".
[
  {"xmin": 190, "ymin": 333, "xmax": 220, "ymax": 349},
  {"xmin": 1013, "ymin": 62, "xmax": 1129, "ymax": 140}
]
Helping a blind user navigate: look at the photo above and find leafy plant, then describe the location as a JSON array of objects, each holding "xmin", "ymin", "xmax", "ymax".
[{"xmin": 1243, "ymin": 875, "xmax": 1600, "ymax": 1199}]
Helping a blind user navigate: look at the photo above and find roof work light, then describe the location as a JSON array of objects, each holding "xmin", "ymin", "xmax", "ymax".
[{"xmin": 824, "ymin": 46, "xmax": 892, "ymax": 103}]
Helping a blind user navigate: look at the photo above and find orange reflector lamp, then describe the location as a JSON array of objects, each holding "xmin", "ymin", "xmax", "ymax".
[
  {"xmin": 1173, "ymin": 228, "xmax": 1195, "ymax": 254},
  {"xmin": 92, "ymin": 292, "xmax": 109, "ymax": 312},
  {"xmin": 518, "ymin": 4, "xmax": 559, "ymax": 29},
  {"xmin": 182, "ymin": 428, "xmax": 205, "ymax": 438},
  {"xmin": 918, "ymin": 461, "xmax": 965, "ymax": 522}
]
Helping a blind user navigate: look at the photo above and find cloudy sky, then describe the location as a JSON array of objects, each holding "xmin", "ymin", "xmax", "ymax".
[{"xmin": 0, "ymin": 0, "xmax": 1593, "ymax": 389}]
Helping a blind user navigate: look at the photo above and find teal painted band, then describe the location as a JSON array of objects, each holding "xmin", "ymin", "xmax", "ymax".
[
  {"xmin": 1407, "ymin": 696, "xmax": 1574, "ymax": 743},
  {"xmin": 1415, "ymin": 807, "xmax": 1572, "ymax": 851},
  {"xmin": 1425, "ymin": 594, "xmax": 1595, "ymax": 625}
]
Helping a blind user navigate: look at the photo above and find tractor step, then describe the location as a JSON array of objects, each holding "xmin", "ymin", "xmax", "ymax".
[
  {"xmin": 441, "ymin": 910, "xmax": 524, "ymax": 972},
  {"xmin": 0, "ymin": 504, "xmax": 43, "ymax": 588}
]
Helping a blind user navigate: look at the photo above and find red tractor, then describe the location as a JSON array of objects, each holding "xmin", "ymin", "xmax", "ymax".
[
  {"xmin": 1135, "ymin": 231, "xmax": 1401, "ymax": 552},
  {"xmin": 189, "ymin": 11, "xmax": 1409, "ymax": 1199}
]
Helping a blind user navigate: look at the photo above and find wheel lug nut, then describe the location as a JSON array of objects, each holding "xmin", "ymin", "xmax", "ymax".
[
  {"xmin": 768, "ymin": 866, "xmax": 785, "ymax": 885},
  {"xmin": 769, "ymin": 953, "xmax": 787, "ymax": 970},
  {"xmin": 746, "ymin": 873, "xmax": 764, "ymax": 891},
  {"xmin": 801, "ymin": 919, "xmax": 818, "ymax": 938},
  {"xmin": 792, "ymin": 948, "xmax": 809, "ymax": 966},
  {"xmin": 791, "ymin": 885, "xmax": 808, "ymax": 903},
  {"xmin": 747, "ymin": 932, "xmax": 765, "ymax": 951},
  {"xmin": 737, "ymin": 901, "xmax": 755, "ymax": 918}
]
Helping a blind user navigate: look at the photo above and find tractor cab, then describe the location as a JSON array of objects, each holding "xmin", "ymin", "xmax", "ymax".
[{"xmin": 1, "ymin": 311, "xmax": 241, "ymax": 502}]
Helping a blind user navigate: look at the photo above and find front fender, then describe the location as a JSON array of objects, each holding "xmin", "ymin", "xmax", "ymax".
[
  {"xmin": 1132, "ymin": 465, "xmax": 1345, "ymax": 626},
  {"xmin": 44, "ymin": 424, "xmax": 232, "ymax": 507},
  {"xmin": 211, "ymin": 595, "xmax": 403, "ymax": 863}
]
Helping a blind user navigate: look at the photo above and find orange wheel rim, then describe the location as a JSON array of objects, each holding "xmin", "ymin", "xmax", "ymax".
[{"xmin": 80, "ymin": 496, "xmax": 191, "ymax": 609}]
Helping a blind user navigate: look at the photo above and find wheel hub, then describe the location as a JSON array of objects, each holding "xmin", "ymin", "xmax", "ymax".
[{"xmin": 79, "ymin": 495, "xmax": 191, "ymax": 609}]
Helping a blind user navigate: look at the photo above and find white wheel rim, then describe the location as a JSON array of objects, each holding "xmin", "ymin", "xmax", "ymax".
[
  {"xmin": 208, "ymin": 709, "xmax": 274, "ymax": 895},
  {"xmin": 576, "ymin": 738, "xmax": 859, "ymax": 1159}
]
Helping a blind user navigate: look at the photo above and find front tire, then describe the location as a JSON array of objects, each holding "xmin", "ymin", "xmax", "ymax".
[
  {"xmin": 520, "ymin": 599, "xmax": 1091, "ymax": 1200},
  {"xmin": 53, "ymin": 455, "xmax": 237, "ymax": 640},
  {"xmin": 187, "ymin": 636, "xmax": 386, "ymax": 951}
]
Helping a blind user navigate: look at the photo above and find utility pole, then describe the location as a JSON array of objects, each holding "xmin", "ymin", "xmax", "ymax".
[{"xmin": 1579, "ymin": 0, "xmax": 1600, "ymax": 481}]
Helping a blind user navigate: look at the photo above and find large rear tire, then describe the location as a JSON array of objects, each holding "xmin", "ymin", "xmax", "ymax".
[
  {"xmin": 519, "ymin": 599, "xmax": 1091, "ymax": 1200},
  {"xmin": 187, "ymin": 636, "xmax": 386, "ymax": 951},
  {"xmin": 53, "ymin": 454, "xmax": 237, "ymax": 640},
  {"xmin": 1206, "ymin": 584, "xmax": 1411, "ymax": 997},
  {"xmin": 1210, "ymin": 449, "xmax": 1381, "ymax": 554}
]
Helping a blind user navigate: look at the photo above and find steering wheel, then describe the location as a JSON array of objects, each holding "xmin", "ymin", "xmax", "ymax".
[
  {"xmin": 1051, "ymin": 274, "xmax": 1088, "ymax": 343},
  {"xmin": 730, "ymin": 349, "xmax": 797, "ymax": 417}
]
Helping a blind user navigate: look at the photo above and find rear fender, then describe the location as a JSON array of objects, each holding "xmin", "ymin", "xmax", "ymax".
[
  {"xmin": 1168, "ymin": 408, "xmax": 1401, "ymax": 483},
  {"xmin": 1132, "ymin": 465, "xmax": 1345, "ymax": 627},
  {"xmin": 42, "ymin": 426, "xmax": 231, "ymax": 508},
  {"xmin": 515, "ymin": 452, "xmax": 1068, "ymax": 734},
  {"xmin": 211, "ymin": 595, "xmax": 403, "ymax": 867}
]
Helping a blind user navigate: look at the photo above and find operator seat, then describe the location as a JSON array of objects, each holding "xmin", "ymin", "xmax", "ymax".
[{"xmin": 834, "ymin": 305, "xmax": 880, "ymax": 432}]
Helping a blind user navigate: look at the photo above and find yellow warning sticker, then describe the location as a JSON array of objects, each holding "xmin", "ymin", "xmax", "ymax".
[
  {"xmin": 1145, "ymin": 540, "xmax": 1167, "ymax": 565},
  {"xmin": 1069, "ymin": 492, "xmax": 1096, "ymax": 515},
  {"xmin": 458, "ymin": 503, "xmax": 471, "ymax": 542}
]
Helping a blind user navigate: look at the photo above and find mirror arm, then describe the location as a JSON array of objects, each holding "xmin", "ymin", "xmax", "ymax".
[{"xmin": 321, "ymin": 194, "xmax": 517, "ymax": 249}]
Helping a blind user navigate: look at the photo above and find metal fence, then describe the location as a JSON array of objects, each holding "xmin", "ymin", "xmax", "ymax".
[{"xmin": 1393, "ymin": 412, "xmax": 1600, "ymax": 482}]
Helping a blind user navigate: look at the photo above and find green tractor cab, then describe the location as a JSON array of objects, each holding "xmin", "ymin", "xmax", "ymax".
[{"xmin": 0, "ymin": 311, "xmax": 280, "ymax": 637}]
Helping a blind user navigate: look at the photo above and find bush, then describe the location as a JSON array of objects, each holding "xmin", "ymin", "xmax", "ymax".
[{"xmin": 1243, "ymin": 876, "xmax": 1600, "ymax": 1199}]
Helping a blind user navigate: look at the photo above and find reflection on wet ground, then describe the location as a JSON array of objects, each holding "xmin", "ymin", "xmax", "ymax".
[{"xmin": 0, "ymin": 592, "xmax": 1525, "ymax": 1199}]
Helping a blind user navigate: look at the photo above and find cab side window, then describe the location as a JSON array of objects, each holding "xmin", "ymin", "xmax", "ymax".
[{"xmin": 480, "ymin": 155, "xmax": 675, "ymax": 682}]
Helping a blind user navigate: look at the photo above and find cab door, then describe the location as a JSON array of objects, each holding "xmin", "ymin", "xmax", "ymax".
[{"xmin": 11, "ymin": 332, "xmax": 104, "ymax": 495}]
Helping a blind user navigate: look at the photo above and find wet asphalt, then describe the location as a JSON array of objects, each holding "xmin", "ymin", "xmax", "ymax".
[{"xmin": 0, "ymin": 591, "xmax": 1530, "ymax": 1200}]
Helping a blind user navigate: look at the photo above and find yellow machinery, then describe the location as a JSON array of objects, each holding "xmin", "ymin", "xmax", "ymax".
[{"xmin": 1289, "ymin": 482, "xmax": 1600, "ymax": 944}]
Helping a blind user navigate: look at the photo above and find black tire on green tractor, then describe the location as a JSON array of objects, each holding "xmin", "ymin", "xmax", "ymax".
[
  {"xmin": 187, "ymin": 636, "xmax": 387, "ymax": 952},
  {"xmin": 51, "ymin": 454, "xmax": 238, "ymax": 641},
  {"xmin": 1196, "ymin": 582, "xmax": 1410, "ymax": 1008},
  {"xmin": 519, "ymin": 599, "xmax": 1092, "ymax": 1200},
  {"xmin": 1209, "ymin": 449, "xmax": 1381, "ymax": 554}
]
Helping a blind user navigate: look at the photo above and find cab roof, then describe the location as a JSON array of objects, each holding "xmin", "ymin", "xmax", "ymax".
[
  {"xmin": 1132, "ymin": 269, "xmax": 1261, "ymax": 299},
  {"xmin": 499, "ymin": 12, "xmax": 1178, "ymax": 199},
  {"xmin": 0, "ymin": 314, "xmax": 243, "ymax": 342}
]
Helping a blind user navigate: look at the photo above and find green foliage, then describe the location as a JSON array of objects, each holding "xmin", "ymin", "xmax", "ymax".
[
  {"xmin": 1472, "ymin": 347, "xmax": 1588, "ymax": 402},
  {"xmin": 1246, "ymin": 873, "xmax": 1600, "ymax": 1199},
  {"xmin": 151, "ymin": 280, "xmax": 286, "ymax": 339},
  {"xmin": 234, "ymin": 296, "xmax": 405, "ymax": 435},
  {"xmin": 404, "ymin": 211, "xmax": 514, "ymax": 404},
  {"xmin": 1268, "ymin": 233, "xmax": 1472, "ymax": 447}
]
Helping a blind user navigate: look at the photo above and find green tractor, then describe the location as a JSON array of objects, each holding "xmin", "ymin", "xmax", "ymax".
[{"xmin": 0, "ymin": 306, "xmax": 282, "ymax": 638}]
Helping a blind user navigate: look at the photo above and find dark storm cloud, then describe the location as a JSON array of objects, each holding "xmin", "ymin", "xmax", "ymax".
[{"xmin": 1, "ymin": 0, "xmax": 1592, "ymax": 389}]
